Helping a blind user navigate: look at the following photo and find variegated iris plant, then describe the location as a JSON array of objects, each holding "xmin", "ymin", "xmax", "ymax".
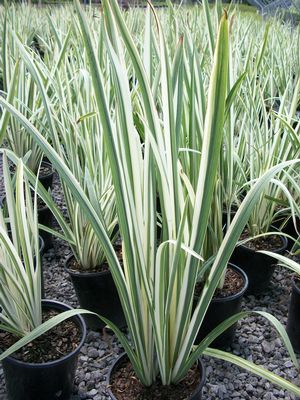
[
  {"xmin": 0, "ymin": 14, "xmax": 47, "ymax": 175},
  {"xmin": 0, "ymin": 153, "xmax": 91, "ymax": 345},
  {"xmin": 0, "ymin": 0, "xmax": 300, "ymax": 396},
  {"xmin": 1, "ymin": 14, "xmax": 118, "ymax": 270},
  {"xmin": 0, "ymin": 154, "xmax": 42, "ymax": 336}
]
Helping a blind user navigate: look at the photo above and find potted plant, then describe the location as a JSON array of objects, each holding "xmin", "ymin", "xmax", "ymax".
[
  {"xmin": 194, "ymin": 181, "xmax": 249, "ymax": 348},
  {"xmin": 1, "ymin": 0, "xmax": 300, "ymax": 398},
  {"xmin": 3, "ymin": 37, "xmax": 125, "ymax": 329},
  {"xmin": 0, "ymin": 154, "xmax": 90, "ymax": 400},
  {"xmin": 0, "ymin": 58, "xmax": 54, "ymax": 190},
  {"xmin": 53, "ymin": 56, "xmax": 124, "ymax": 330},
  {"xmin": 260, "ymin": 183, "xmax": 300, "ymax": 351},
  {"xmin": 230, "ymin": 182, "xmax": 289, "ymax": 294},
  {"xmin": 0, "ymin": 51, "xmax": 54, "ymax": 249},
  {"xmin": 230, "ymin": 79, "xmax": 300, "ymax": 293},
  {"xmin": 177, "ymin": 9, "xmax": 249, "ymax": 348}
]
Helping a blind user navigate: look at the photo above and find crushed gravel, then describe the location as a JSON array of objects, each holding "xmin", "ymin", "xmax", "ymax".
[{"xmin": 0, "ymin": 163, "xmax": 300, "ymax": 399}]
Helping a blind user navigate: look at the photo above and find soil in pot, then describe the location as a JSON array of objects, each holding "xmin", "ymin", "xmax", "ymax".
[
  {"xmin": 194, "ymin": 265, "xmax": 248, "ymax": 349},
  {"xmin": 240, "ymin": 231, "xmax": 283, "ymax": 251},
  {"xmin": 230, "ymin": 229, "xmax": 288, "ymax": 294},
  {"xmin": 66, "ymin": 244, "xmax": 126, "ymax": 330},
  {"xmin": 8, "ymin": 160, "xmax": 54, "ymax": 191},
  {"xmin": 1, "ymin": 300, "xmax": 86, "ymax": 400},
  {"xmin": 0, "ymin": 309, "xmax": 80, "ymax": 363},
  {"xmin": 286, "ymin": 276, "xmax": 300, "ymax": 353},
  {"xmin": 107, "ymin": 354, "xmax": 205, "ymax": 400}
]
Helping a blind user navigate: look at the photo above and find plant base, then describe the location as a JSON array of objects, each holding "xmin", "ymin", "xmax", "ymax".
[{"xmin": 107, "ymin": 353, "xmax": 206, "ymax": 400}]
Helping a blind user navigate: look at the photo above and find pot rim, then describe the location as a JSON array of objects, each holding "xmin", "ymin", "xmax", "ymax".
[
  {"xmin": 39, "ymin": 161, "xmax": 54, "ymax": 179},
  {"xmin": 211, "ymin": 263, "xmax": 248, "ymax": 303},
  {"xmin": 195, "ymin": 263, "xmax": 248, "ymax": 304},
  {"xmin": 1, "ymin": 194, "xmax": 50, "ymax": 214},
  {"xmin": 239, "ymin": 226, "xmax": 288, "ymax": 255},
  {"xmin": 106, "ymin": 352, "xmax": 206, "ymax": 400},
  {"xmin": 4, "ymin": 299, "xmax": 87, "ymax": 368},
  {"xmin": 0, "ymin": 223, "xmax": 45, "ymax": 256},
  {"xmin": 65, "ymin": 253, "xmax": 111, "ymax": 277}
]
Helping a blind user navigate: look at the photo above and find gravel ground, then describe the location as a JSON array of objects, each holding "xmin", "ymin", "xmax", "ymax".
[{"xmin": 0, "ymin": 163, "xmax": 300, "ymax": 399}]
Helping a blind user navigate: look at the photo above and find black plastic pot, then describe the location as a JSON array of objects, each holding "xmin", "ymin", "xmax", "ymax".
[
  {"xmin": 194, "ymin": 265, "xmax": 248, "ymax": 349},
  {"xmin": 230, "ymin": 233, "xmax": 288, "ymax": 294},
  {"xmin": 107, "ymin": 353, "xmax": 206, "ymax": 400},
  {"xmin": 286, "ymin": 277, "xmax": 300, "ymax": 353},
  {"xmin": 39, "ymin": 161, "xmax": 54, "ymax": 191},
  {"xmin": 273, "ymin": 214, "xmax": 300, "ymax": 251},
  {"xmin": 65, "ymin": 255, "xmax": 126, "ymax": 330},
  {"xmin": 2, "ymin": 299, "xmax": 87, "ymax": 400},
  {"xmin": 279, "ymin": 217, "xmax": 300, "ymax": 251},
  {"xmin": 38, "ymin": 203, "xmax": 53, "ymax": 251}
]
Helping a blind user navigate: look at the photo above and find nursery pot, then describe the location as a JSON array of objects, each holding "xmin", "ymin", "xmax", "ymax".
[
  {"xmin": 273, "ymin": 215, "xmax": 300, "ymax": 251},
  {"xmin": 65, "ymin": 255, "xmax": 126, "ymax": 330},
  {"xmin": 107, "ymin": 353, "xmax": 206, "ymax": 400},
  {"xmin": 2, "ymin": 299, "xmax": 87, "ymax": 400},
  {"xmin": 286, "ymin": 277, "xmax": 300, "ymax": 353},
  {"xmin": 195, "ymin": 264, "xmax": 248, "ymax": 349},
  {"xmin": 230, "ymin": 233, "xmax": 288, "ymax": 294},
  {"xmin": 280, "ymin": 217, "xmax": 300, "ymax": 251},
  {"xmin": 39, "ymin": 161, "xmax": 54, "ymax": 191},
  {"xmin": 6, "ymin": 160, "xmax": 54, "ymax": 191},
  {"xmin": 38, "ymin": 202, "xmax": 53, "ymax": 251}
]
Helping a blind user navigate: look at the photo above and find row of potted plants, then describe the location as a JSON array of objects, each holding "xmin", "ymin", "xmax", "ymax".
[
  {"xmin": 0, "ymin": 155, "xmax": 90, "ymax": 400},
  {"xmin": 0, "ymin": 0, "xmax": 299, "ymax": 399}
]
